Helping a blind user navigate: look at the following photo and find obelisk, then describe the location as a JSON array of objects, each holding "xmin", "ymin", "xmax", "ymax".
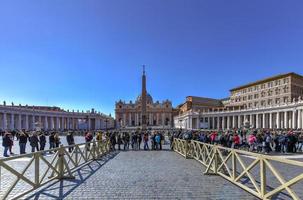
[{"xmin": 141, "ymin": 65, "xmax": 147, "ymax": 130}]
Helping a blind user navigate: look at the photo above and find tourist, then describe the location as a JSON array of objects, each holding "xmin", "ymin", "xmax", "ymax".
[
  {"xmin": 19, "ymin": 131, "xmax": 28, "ymax": 154},
  {"xmin": 2, "ymin": 131, "xmax": 11, "ymax": 157},
  {"xmin": 248, "ymin": 132, "xmax": 257, "ymax": 152},
  {"xmin": 66, "ymin": 131, "xmax": 75, "ymax": 153},
  {"xmin": 29, "ymin": 132, "xmax": 39, "ymax": 153},
  {"xmin": 233, "ymin": 133, "xmax": 240, "ymax": 149},
  {"xmin": 8, "ymin": 132, "xmax": 14, "ymax": 155},
  {"xmin": 297, "ymin": 133, "xmax": 303, "ymax": 152},
  {"xmin": 138, "ymin": 133, "xmax": 142, "ymax": 150},
  {"xmin": 49, "ymin": 132, "xmax": 55, "ymax": 151},
  {"xmin": 155, "ymin": 133, "xmax": 161, "ymax": 150},
  {"xmin": 96, "ymin": 131, "xmax": 103, "ymax": 142},
  {"xmin": 117, "ymin": 134, "xmax": 122, "ymax": 150},
  {"xmin": 143, "ymin": 132, "xmax": 149, "ymax": 150},
  {"xmin": 123, "ymin": 132, "xmax": 129, "ymax": 150},
  {"xmin": 85, "ymin": 132, "xmax": 93, "ymax": 151},
  {"xmin": 110, "ymin": 133, "xmax": 116, "ymax": 151},
  {"xmin": 54, "ymin": 133, "xmax": 61, "ymax": 148},
  {"xmin": 39, "ymin": 132, "xmax": 46, "ymax": 151}
]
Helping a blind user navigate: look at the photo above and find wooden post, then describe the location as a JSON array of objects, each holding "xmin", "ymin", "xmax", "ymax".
[{"xmin": 260, "ymin": 158, "xmax": 266, "ymax": 198}]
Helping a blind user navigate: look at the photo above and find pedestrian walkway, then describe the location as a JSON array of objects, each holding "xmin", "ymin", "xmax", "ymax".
[{"xmin": 24, "ymin": 145, "xmax": 256, "ymax": 199}]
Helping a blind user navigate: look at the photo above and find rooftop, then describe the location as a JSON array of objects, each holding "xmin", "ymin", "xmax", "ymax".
[{"xmin": 230, "ymin": 72, "xmax": 303, "ymax": 92}]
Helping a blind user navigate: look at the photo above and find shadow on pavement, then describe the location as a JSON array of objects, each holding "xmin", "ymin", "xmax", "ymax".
[{"xmin": 24, "ymin": 151, "xmax": 120, "ymax": 200}]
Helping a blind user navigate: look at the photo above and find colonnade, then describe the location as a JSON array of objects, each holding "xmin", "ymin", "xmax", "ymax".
[
  {"xmin": 174, "ymin": 101, "xmax": 303, "ymax": 130},
  {"xmin": 0, "ymin": 104, "xmax": 114, "ymax": 131},
  {"xmin": 202, "ymin": 108, "xmax": 303, "ymax": 130}
]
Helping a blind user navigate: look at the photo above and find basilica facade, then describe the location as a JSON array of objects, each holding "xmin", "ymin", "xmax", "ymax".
[{"xmin": 115, "ymin": 69, "xmax": 173, "ymax": 129}]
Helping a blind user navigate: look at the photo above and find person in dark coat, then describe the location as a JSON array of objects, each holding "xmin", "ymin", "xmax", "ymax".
[
  {"xmin": 117, "ymin": 134, "xmax": 122, "ymax": 150},
  {"xmin": 110, "ymin": 133, "xmax": 117, "ymax": 151},
  {"xmin": 19, "ymin": 131, "xmax": 28, "ymax": 154},
  {"xmin": 29, "ymin": 132, "xmax": 39, "ymax": 152},
  {"xmin": 49, "ymin": 132, "xmax": 55, "ymax": 150},
  {"xmin": 66, "ymin": 132, "xmax": 75, "ymax": 153},
  {"xmin": 2, "ymin": 132, "xmax": 11, "ymax": 157},
  {"xmin": 39, "ymin": 132, "xmax": 46, "ymax": 151},
  {"xmin": 85, "ymin": 132, "xmax": 93, "ymax": 151}
]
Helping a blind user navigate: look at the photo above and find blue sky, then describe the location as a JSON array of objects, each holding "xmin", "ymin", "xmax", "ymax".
[{"xmin": 1, "ymin": 0, "xmax": 303, "ymax": 116}]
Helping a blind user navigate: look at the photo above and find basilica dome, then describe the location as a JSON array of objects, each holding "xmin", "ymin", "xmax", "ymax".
[{"xmin": 136, "ymin": 93, "xmax": 153, "ymax": 104}]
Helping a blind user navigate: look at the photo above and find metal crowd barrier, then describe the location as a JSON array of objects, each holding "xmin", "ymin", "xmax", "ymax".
[
  {"xmin": 173, "ymin": 138, "xmax": 303, "ymax": 200},
  {"xmin": 0, "ymin": 139, "xmax": 111, "ymax": 200}
]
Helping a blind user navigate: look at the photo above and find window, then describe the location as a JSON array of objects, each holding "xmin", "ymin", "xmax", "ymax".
[
  {"xmin": 267, "ymin": 99, "xmax": 272, "ymax": 105},
  {"xmin": 275, "ymin": 98, "xmax": 280, "ymax": 104},
  {"xmin": 254, "ymin": 94, "xmax": 259, "ymax": 99}
]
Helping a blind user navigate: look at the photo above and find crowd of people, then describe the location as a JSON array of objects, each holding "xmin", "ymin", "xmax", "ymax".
[
  {"xmin": 173, "ymin": 129, "xmax": 303, "ymax": 154},
  {"xmin": 1, "ymin": 130, "xmax": 65, "ymax": 157},
  {"xmin": 107, "ymin": 130, "xmax": 165, "ymax": 151},
  {"xmin": 2, "ymin": 128, "xmax": 303, "ymax": 157},
  {"xmin": 1, "ymin": 129, "xmax": 167, "ymax": 157}
]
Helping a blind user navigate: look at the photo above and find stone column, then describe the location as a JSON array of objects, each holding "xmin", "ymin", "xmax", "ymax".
[
  {"xmin": 262, "ymin": 113, "xmax": 266, "ymax": 128},
  {"xmin": 3, "ymin": 113, "xmax": 7, "ymax": 130},
  {"xmin": 10, "ymin": 113, "xmax": 15, "ymax": 130},
  {"xmin": 55, "ymin": 117, "xmax": 59, "ymax": 130},
  {"xmin": 149, "ymin": 113, "xmax": 153, "ymax": 126},
  {"xmin": 162, "ymin": 113, "xmax": 165, "ymax": 126},
  {"xmin": 292, "ymin": 110, "xmax": 296, "ymax": 129},
  {"xmin": 44, "ymin": 116, "xmax": 48, "ymax": 130},
  {"xmin": 232, "ymin": 115, "xmax": 236, "ymax": 129},
  {"xmin": 298, "ymin": 109, "xmax": 302, "ymax": 129},
  {"xmin": 67, "ymin": 118, "xmax": 70, "ymax": 129},
  {"xmin": 212, "ymin": 117, "xmax": 215, "ymax": 129},
  {"xmin": 217, "ymin": 117, "xmax": 220, "ymax": 130},
  {"xmin": 276, "ymin": 112, "xmax": 280, "ymax": 129},
  {"xmin": 129, "ymin": 113, "xmax": 132, "ymax": 126},
  {"xmin": 88, "ymin": 118, "xmax": 91, "ymax": 130},
  {"xmin": 189, "ymin": 116, "xmax": 192, "ymax": 129},
  {"xmin": 269, "ymin": 113, "xmax": 273, "ymax": 129},
  {"xmin": 226, "ymin": 116, "xmax": 230, "ymax": 129},
  {"xmin": 250, "ymin": 114, "xmax": 253, "ymax": 127},
  {"xmin": 123, "ymin": 114, "xmax": 126, "ymax": 127},
  {"xmin": 18, "ymin": 114, "xmax": 22, "ymax": 130},
  {"xmin": 25, "ymin": 115, "xmax": 29, "ymax": 130},
  {"xmin": 238, "ymin": 115, "xmax": 241, "ymax": 128},
  {"xmin": 256, "ymin": 114, "xmax": 259, "ymax": 129},
  {"xmin": 50, "ymin": 117, "xmax": 54, "ymax": 130},
  {"xmin": 284, "ymin": 111, "xmax": 288, "ymax": 129},
  {"xmin": 221, "ymin": 116, "xmax": 225, "ymax": 130}
]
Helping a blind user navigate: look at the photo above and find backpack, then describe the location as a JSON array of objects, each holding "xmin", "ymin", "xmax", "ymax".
[
  {"xmin": 155, "ymin": 135, "xmax": 161, "ymax": 143},
  {"xmin": 265, "ymin": 135, "xmax": 271, "ymax": 143}
]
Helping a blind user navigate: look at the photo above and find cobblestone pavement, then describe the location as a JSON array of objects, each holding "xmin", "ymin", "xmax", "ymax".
[{"xmin": 22, "ymin": 145, "xmax": 257, "ymax": 200}]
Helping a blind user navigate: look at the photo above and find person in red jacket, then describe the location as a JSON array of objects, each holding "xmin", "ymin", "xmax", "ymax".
[{"xmin": 233, "ymin": 133, "xmax": 240, "ymax": 149}]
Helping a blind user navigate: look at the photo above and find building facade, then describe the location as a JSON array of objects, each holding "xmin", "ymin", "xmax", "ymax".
[
  {"xmin": 174, "ymin": 72, "xmax": 303, "ymax": 130},
  {"xmin": 115, "ymin": 68, "xmax": 173, "ymax": 129},
  {"xmin": 0, "ymin": 102, "xmax": 115, "ymax": 131}
]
